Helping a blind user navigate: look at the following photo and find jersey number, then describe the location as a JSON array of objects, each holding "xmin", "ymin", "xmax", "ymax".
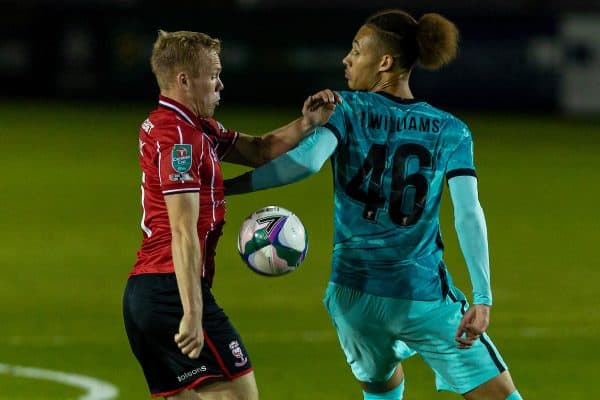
[{"xmin": 345, "ymin": 143, "xmax": 432, "ymax": 226}]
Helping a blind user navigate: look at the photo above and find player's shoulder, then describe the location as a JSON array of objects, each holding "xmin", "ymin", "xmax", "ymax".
[
  {"xmin": 444, "ymin": 114, "xmax": 471, "ymax": 139},
  {"xmin": 334, "ymin": 91, "xmax": 386, "ymax": 117},
  {"xmin": 143, "ymin": 108, "xmax": 199, "ymax": 141},
  {"xmin": 198, "ymin": 117, "xmax": 226, "ymax": 134},
  {"xmin": 199, "ymin": 117, "xmax": 238, "ymax": 146},
  {"xmin": 421, "ymin": 104, "xmax": 471, "ymax": 139},
  {"xmin": 336, "ymin": 90, "xmax": 375, "ymax": 104},
  {"xmin": 337, "ymin": 90, "xmax": 357, "ymax": 99},
  {"xmin": 147, "ymin": 107, "xmax": 183, "ymax": 130}
]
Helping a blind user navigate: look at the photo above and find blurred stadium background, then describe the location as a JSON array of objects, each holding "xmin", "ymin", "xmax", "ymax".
[{"xmin": 1, "ymin": 0, "xmax": 599, "ymax": 399}]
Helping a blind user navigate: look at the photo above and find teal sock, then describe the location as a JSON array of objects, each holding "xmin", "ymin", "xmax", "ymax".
[
  {"xmin": 363, "ymin": 380, "xmax": 405, "ymax": 400},
  {"xmin": 506, "ymin": 390, "xmax": 523, "ymax": 400}
]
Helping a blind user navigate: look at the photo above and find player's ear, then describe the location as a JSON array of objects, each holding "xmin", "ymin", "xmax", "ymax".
[
  {"xmin": 176, "ymin": 72, "xmax": 189, "ymax": 90},
  {"xmin": 379, "ymin": 54, "xmax": 395, "ymax": 72}
]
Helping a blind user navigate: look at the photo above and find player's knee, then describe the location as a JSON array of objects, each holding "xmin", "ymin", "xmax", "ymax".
[{"xmin": 362, "ymin": 379, "xmax": 405, "ymax": 400}]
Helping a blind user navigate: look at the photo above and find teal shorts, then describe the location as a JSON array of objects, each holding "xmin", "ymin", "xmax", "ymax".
[{"xmin": 323, "ymin": 282, "xmax": 507, "ymax": 394}]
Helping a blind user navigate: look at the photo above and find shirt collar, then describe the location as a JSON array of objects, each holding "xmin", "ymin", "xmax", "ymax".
[
  {"xmin": 158, "ymin": 95, "xmax": 200, "ymax": 128},
  {"xmin": 375, "ymin": 91, "xmax": 421, "ymax": 104}
]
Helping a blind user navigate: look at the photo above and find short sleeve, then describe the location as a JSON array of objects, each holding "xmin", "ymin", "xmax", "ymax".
[
  {"xmin": 200, "ymin": 118, "xmax": 239, "ymax": 160},
  {"xmin": 322, "ymin": 92, "xmax": 351, "ymax": 144},
  {"xmin": 446, "ymin": 123, "xmax": 477, "ymax": 181},
  {"xmin": 158, "ymin": 126, "xmax": 202, "ymax": 195}
]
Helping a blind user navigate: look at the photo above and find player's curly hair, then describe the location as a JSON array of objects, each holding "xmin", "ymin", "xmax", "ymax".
[
  {"xmin": 150, "ymin": 30, "xmax": 221, "ymax": 90},
  {"xmin": 365, "ymin": 9, "xmax": 458, "ymax": 71}
]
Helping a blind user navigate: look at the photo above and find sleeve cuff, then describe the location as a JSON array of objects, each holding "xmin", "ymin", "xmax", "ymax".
[
  {"xmin": 323, "ymin": 123, "xmax": 342, "ymax": 142},
  {"xmin": 223, "ymin": 171, "xmax": 253, "ymax": 196},
  {"xmin": 472, "ymin": 292, "xmax": 492, "ymax": 306},
  {"xmin": 446, "ymin": 168, "xmax": 477, "ymax": 181}
]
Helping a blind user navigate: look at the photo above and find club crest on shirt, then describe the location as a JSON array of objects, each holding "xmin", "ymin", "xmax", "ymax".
[
  {"xmin": 172, "ymin": 144, "xmax": 192, "ymax": 173},
  {"xmin": 141, "ymin": 118, "xmax": 154, "ymax": 133}
]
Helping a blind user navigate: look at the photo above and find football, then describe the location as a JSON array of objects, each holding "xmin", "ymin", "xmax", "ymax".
[{"xmin": 237, "ymin": 206, "xmax": 308, "ymax": 276}]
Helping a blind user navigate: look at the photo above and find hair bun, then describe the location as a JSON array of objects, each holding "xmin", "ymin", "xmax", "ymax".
[{"xmin": 416, "ymin": 13, "xmax": 459, "ymax": 70}]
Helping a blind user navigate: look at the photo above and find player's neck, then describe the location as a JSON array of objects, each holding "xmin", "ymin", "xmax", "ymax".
[
  {"xmin": 369, "ymin": 73, "xmax": 414, "ymax": 100},
  {"xmin": 161, "ymin": 90, "xmax": 195, "ymax": 114}
]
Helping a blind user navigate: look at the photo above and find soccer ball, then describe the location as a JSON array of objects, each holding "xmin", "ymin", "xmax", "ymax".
[{"xmin": 237, "ymin": 206, "xmax": 308, "ymax": 276}]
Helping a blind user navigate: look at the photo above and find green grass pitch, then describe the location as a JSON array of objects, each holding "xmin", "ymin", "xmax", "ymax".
[{"xmin": 0, "ymin": 101, "xmax": 598, "ymax": 399}]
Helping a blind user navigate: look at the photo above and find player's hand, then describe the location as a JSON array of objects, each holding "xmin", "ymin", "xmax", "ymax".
[
  {"xmin": 455, "ymin": 304, "xmax": 490, "ymax": 349},
  {"xmin": 175, "ymin": 312, "xmax": 204, "ymax": 359},
  {"xmin": 302, "ymin": 89, "xmax": 342, "ymax": 128}
]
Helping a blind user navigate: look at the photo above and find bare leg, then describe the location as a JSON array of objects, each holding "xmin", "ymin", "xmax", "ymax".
[
  {"xmin": 166, "ymin": 372, "xmax": 258, "ymax": 400},
  {"xmin": 463, "ymin": 371, "xmax": 517, "ymax": 400}
]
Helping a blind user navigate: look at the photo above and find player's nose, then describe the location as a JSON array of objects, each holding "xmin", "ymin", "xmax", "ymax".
[{"xmin": 342, "ymin": 53, "xmax": 351, "ymax": 67}]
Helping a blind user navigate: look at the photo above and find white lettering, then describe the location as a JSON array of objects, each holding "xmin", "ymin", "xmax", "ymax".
[{"xmin": 176, "ymin": 366, "xmax": 207, "ymax": 383}]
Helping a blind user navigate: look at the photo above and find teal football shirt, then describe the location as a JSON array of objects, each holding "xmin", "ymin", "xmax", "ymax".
[{"xmin": 324, "ymin": 91, "xmax": 476, "ymax": 300}]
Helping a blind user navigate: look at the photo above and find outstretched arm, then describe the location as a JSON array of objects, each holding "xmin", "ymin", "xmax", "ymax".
[
  {"xmin": 223, "ymin": 90, "xmax": 341, "ymax": 167},
  {"xmin": 448, "ymin": 175, "xmax": 492, "ymax": 349},
  {"xmin": 224, "ymin": 127, "xmax": 338, "ymax": 195}
]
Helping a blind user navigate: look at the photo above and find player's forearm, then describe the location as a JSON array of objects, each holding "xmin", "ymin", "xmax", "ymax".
[
  {"xmin": 225, "ymin": 154, "xmax": 317, "ymax": 195},
  {"xmin": 224, "ymin": 128, "xmax": 338, "ymax": 195},
  {"xmin": 258, "ymin": 117, "xmax": 316, "ymax": 163},
  {"xmin": 171, "ymin": 231, "xmax": 203, "ymax": 314},
  {"xmin": 454, "ymin": 205, "xmax": 492, "ymax": 306}
]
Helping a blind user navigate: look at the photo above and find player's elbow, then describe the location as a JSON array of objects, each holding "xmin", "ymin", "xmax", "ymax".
[
  {"xmin": 170, "ymin": 224, "xmax": 198, "ymax": 244},
  {"xmin": 454, "ymin": 204, "xmax": 485, "ymax": 230}
]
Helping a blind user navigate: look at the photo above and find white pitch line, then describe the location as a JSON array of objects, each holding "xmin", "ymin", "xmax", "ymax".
[{"xmin": 0, "ymin": 363, "xmax": 118, "ymax": 400}]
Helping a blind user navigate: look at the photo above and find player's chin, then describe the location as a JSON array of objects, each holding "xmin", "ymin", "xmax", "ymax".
[{"xmin": 205, "ymin": 104, "xmax": 219, "ymax": 117}]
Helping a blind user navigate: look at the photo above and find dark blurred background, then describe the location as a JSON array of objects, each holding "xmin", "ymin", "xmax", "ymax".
[{"xmin": 2, "ymin": 0, "xmax": 600, "ymax": 114}]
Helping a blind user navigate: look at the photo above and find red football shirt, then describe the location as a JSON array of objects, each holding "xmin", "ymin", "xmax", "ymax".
[{"xmin": 130, "ymin": 95, "xmax": 239, "ymax": 287}]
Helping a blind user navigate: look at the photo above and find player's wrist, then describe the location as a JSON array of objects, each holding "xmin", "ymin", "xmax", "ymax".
[
  {"xmin": 183, "ymin": 307, "xmax": 203, "ymax": 317},
  {"xmin": 300, "ymin": 115, "xmax": 320, "ymax": 132}
]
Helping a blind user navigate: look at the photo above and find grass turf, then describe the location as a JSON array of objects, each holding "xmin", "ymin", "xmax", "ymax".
[{"xmin": 0, "ymin": 101, "xmax": 598, "ymax": 398}]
